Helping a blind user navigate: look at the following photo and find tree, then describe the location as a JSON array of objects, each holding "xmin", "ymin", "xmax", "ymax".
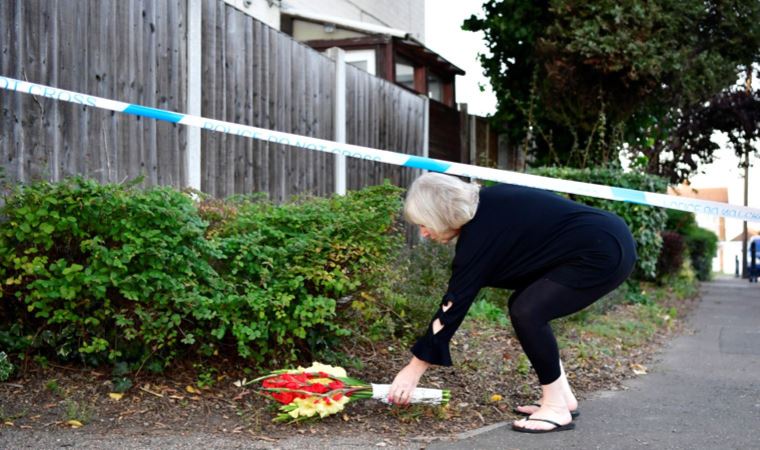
[
  {"xmin": 630, "ymin": 78, "xmax": 759, "ymax": 183},
  {"xmin": 464, "ymin": 0, "xmax": 760, "ymax": 179}
]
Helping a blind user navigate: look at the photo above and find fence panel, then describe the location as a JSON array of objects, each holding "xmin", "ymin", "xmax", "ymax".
[
  {"xmin": 0, "ymin": 0, "xmax": 188, "ymax": 187},
  {"xmin": 345, "ymin": 63, "xmax": 425, "ymax": 191},
  {"xmin": 428, "ymin": 98, "xmax": 461, "ymax": 163},
  {"xmin": 1, "ymin": 0, "xmax": 425, "ymax": 205},
  {"xmin": 200, "ymin": 1, "xmax": 340, "ymax": 201}
]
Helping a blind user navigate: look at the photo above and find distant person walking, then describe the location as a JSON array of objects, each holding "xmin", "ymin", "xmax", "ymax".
[{"xmin": 387, "ymin": 173, "xmax": 637, "ymax": 433}]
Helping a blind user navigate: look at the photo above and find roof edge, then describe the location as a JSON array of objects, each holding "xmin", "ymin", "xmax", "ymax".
[{"xmin": 281, "ymin": 7, "xmax": 410, "ymax": 39}]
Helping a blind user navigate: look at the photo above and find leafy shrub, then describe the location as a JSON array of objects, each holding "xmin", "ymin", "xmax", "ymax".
[
  {"xmin": 0, "ymin": 178, "xmax": 405, "ymax": 369},
  {"xmin": 468, "ymin": 298, "xmax": 509, "ymax": 327},
  {"xmin": 656, "ymin": 231, "xmax": 686, "ymax": 280},
  {"xmin": 349, "ymin": 240, "xmax": 455, "ymax": 344},
  {"xmin": 353, "ymin": 240, "xmax": 513, "ymax": 345},
  {"xmin": 665, "ymin": 209, "xmax": 694, "ymax": 231},
  {"xmin": 529, "ymin": 167, "xmax": 668, "ymax": 280},
  {"xmin": 683, "ymin": 226, "xmax": 718, "ymax": 280},
  {"xmin": 205, "ymin": 182, "xmax": 404, "ymax": 364},
  {"xmin": 667, "ymin": 258, "xmax": 699, "ymax": 299},
  {"xmin": 0, "ymin": 178, "xmax": 225, "ymax": 366},
  {"xmin": 665, "ymin": 210, "xmax": 718, "ymax": 281},
  {"xmin": 0, "ymin": 351, "xmax": 12, "ymax": 381}
]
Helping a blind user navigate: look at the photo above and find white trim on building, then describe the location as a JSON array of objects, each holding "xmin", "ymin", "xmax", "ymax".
[
  {"xmin": 223, "ymin": 0, "xmax": 281, "ymax": 29},
  {"xmin": 281, "ymin": 6, "xmax": 410, "ymax": 38}
]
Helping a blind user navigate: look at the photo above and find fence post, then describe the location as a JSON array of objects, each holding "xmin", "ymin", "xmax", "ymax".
[
  {"xmin": 468, "ymin": 113, "xmax": 477, "ymax": 182},
  {"xmin": 497, "ymin": 133, "xmax": 508, "ymax": 170},
  {"xmin": 422, "ymin": 95, "xmax": 430, "ymax": 162},
  {"xmin": 469, "ymin": 114, "xmax": 477, "ymax": 166},
  {"xmin": 327, "ymin": 47, "xmax": 347, "ymax": 195},
  {"xmin": 186, "ymin": 0, "xmax": 202, "ymax": 191}
]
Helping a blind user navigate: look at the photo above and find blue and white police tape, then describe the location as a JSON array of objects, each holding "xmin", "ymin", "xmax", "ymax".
[{"xmin": 2, "ymin": 75, "xmax": 759, "ymax": 223}]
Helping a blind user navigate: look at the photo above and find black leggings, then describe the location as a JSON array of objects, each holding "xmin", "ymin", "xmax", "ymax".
[{"xmin": 507, "ymin": 272, "xmax": 630, "ymax": 385}]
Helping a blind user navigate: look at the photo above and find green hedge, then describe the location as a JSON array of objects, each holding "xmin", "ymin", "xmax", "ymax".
[
  {"xmin": 0, "ymin": 178, "xmax": 403, "ymax": 369},
  {"xmin": 529, "ymin": 167, "xmax": 669, "ymax": 280},
  {"xmin": 204, "ymin": 183, "xmax": 404, "ymax": 364},
  {"xmin": 0, "ymin": 178, "xmax": 225, "ymax": 366},
  {"xmin": 656, "ymin": 231, "xmax": 686, "ymax": 279},
  {"xmin": 665, "ymin": 210, "xmax": 718, "ymax": 281}
]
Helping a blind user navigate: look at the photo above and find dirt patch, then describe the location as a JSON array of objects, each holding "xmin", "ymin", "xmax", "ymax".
[{"xmin": 0, "ymin": 293, "xmax": 699, "ymax": 446}]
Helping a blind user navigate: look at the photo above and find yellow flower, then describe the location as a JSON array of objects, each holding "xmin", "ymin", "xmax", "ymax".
[
  {"xmin": 314, "ymin": 396, "xmax": 350, "ymax": 418},
  {"xmin": 287, "ymin": 362, "xmax": 347, "ymax": 378},
  {"xmin": 288, "ymin": 397, "xmax": 318, "ymax": 419},
  {"xmin": 331, "ymin": 396, "xmax": 350, "ymax": 412},
  {"xmin": 307, "ymin": 377, "xmax": 334, "ymax": 386},
  {"xmin": 314, "ymin": 399, "xmax": 330, "ymax": 418},
  {"xmin": 305, "ymin": 362, "xmax": 348, "ymax": 378}
]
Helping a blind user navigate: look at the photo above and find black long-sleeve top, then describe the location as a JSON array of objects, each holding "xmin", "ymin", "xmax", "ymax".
[{"xmin": 411, "ymin": 183, "xmax": 637, "ymax": 366}]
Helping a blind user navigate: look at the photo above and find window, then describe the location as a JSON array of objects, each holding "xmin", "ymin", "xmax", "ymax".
[
  {"xmin": 344, "ymin": 49, "xmax": 376, "ymax": 76},
  {"xmin": 349, "ymin": 60, "xmax": 368, "ymax": 71},
  {"xmin": 395, "ymin": 55, "xmax": 415, "ymax": 90},
  {"xmin": 427, "ymin": 72, "xmax": 443, "ymax": 102}
]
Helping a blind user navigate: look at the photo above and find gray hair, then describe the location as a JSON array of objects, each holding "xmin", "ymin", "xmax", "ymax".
[{"xmin": 404, "ymin": 173, "xmax": 480, "ymax": 234}]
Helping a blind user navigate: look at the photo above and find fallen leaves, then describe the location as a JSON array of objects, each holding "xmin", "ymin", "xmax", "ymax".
[
  {"xmin": 140, "ymin": 384, "xmax": 164, "ymax": 398},
  {"xmin": 232, "ymin": 390, "xmax": 250, "ymax": 401},
  {"xmin": 0, "ymin": 286, "xmax": 694, "ymax": 441},
  {"xmin": 630, "ymin": 363, "xmax": 648, "ymax": 375}
]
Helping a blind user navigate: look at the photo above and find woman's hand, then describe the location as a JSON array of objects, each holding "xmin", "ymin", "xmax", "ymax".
[{"xmin": 388, "ymin": 357, "xmax": 431, "ymax": 405}]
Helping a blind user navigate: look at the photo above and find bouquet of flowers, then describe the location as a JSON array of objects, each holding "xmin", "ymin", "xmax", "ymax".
[{"xmin": 236, "ymin": 362, "xmax": 450, "ymax": 422}]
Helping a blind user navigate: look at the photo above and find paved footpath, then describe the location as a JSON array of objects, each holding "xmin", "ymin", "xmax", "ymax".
[
  {"xmin": 431, "ymin": 276, "xmax": 760, "ymax": 450},
  {"xmin": 2, "ymin": 277, "xmax": 758, "ymax": 449}
]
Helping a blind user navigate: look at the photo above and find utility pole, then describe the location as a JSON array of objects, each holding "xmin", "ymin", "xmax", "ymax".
[{"xmin": 741, "ymin": 66, "xmax": 752, "ymax": 278}]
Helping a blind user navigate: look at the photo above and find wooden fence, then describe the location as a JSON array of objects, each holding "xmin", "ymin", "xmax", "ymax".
[
  {"xmin": 0, "ymin": 0, "xmax": 426, "ymax": 201},
  {"xmin": 428, "ymin": 99, "xmax": 463, "ymax": 163},
  {"xmin": 0, "ymin": 0, "xmax": 189, "ymax": 188}
]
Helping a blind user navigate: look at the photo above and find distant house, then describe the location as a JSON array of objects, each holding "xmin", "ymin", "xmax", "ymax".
[
  {"xmin": 224, "ymin": 0, "xmax": 509, "ymax": 168},
  {"xmin": 668, "ymin": 185, "xmax": 728, "ymax": 241},
  {"xmin": 668, "ymin": 184, "xmax": 743, "ymax": 274},
  {"xmin": 281, "ymin": 9, "xmax": 463, "ymax": 107},
  {"xmin": 283, "ymin": 7, "xmax": 471, "ymax": 164}
]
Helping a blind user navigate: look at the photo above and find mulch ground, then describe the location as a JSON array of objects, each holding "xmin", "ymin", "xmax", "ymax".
[{"xmin": 0, "ymin": 292, "xmax": 699, "ymax": 446}]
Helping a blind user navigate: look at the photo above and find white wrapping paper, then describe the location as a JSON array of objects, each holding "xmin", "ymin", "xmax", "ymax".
[{"xmin": 370, "ymin": 383, "xmax": 444, "ymax": 404}]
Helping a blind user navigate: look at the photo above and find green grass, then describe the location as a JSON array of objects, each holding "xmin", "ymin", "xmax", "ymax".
[
  {"xmin": 0, "ymin": 406, "xmax": 28, "ymax": 423},
  {"xmin": 62, "ymin": 399, "xmax": 93, "ymax": 424},
  {"xmin": 45, "ymin": 379, "xmax": 61, "ymax": 396},
  {"xmin": 468, "ymin": 298, "xmax": 509, "ymax": 328},
  {"xmin": 578, "ymin": 304, "xmax": 662, "ymax": 346},
  {"xmin": 552, "ymin": 270, "xmax": 696, "ymax": 364}
]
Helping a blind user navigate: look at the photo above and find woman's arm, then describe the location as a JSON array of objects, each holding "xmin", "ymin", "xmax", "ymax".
[{"xmin": 391, "ymin": 234, "xmax": 488, "ymax": 402}]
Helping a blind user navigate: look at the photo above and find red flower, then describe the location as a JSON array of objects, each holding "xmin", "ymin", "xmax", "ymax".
[{"xmin": 328, "ymin": 380, "xmax": 345, "ymax": 390}]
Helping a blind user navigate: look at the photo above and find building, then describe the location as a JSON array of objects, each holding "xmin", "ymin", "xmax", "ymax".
[
  {"xmin": 222, "ymin": 0, "xmax": 507, "ymax": 167},
  {"xmin": 667, "ymin": 184, "xmax": 759, "ymax": 275}
]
